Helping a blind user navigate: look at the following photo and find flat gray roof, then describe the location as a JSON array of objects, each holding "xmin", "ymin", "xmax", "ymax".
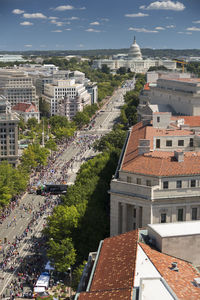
[{"xmin": 148, "ymin": 221, "xmax": 200, "ymax": 237}]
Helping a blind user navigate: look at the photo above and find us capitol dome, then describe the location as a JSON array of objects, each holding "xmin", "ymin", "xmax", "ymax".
[
  {"xmin": 128, "ymin": 36, "xmax": 142, "ymax": 60},
  {"xmin": 92, "ymin": 36, "xmax": 177, "ymax": 73}
]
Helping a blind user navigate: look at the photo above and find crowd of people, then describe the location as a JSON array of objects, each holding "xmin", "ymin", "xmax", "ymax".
[
  {"xmin": 0, "ymin": 130, "xmax": 101, "ymax": 298},
  {"xmin": 0, "ymin": 195, "xmax": 59, "ymax": 298}
]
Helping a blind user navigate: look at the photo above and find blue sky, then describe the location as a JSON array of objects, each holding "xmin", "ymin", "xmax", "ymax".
[{"xmin": 0, "ymin": 0, "xmax": 200, "ymax": 51}]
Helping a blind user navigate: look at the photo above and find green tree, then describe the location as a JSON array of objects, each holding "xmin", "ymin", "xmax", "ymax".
[
  {"xmin": 47, "ymin": 237, "xmax": 76, "ymax": 272},
  {"xmin": 27, "ymin": 117, "xmax": 38, "ymax": 130},
  {"xmin": 45, "ymin": 139, "xmax": 57, "ymax": 151},
  {"xmin": 73, "ymin": 112, "xmax": 90, "ymax": 128},
  {"xmin": 101, "ymin": 64, "xmax": 110, "ymax": 74}
]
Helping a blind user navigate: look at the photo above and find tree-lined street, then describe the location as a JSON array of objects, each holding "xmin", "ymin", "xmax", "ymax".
[{"xmin": 0, "ymin": 83, "xmax": 132, "ymax": 296}]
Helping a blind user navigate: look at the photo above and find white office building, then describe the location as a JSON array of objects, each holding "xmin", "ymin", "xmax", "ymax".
[
  {"xmin": 42, "ymin": 79, "xmax": 91, "ymax": 120},
  {"xmin": 0, "ymin": 69, "xmax": 38, "ymax": 108}
]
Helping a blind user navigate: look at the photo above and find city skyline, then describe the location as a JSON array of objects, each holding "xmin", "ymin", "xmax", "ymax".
[{"xmin": 0, "ymin": 0, "xmax": 200, "ymax": 51}]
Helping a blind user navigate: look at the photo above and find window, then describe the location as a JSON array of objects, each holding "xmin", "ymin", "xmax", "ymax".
[
  {"xmin": 136, "ymin": 178, "xmax": 141, "ymax": 185},
  {"xmin": 166, "ymin": 140, "xmax": 172, "ymax": 147},
  {"xmin": 178, "ymin": 208, "xmax": 184, "ymax": 221},
  {"xmin": 156, "ymin": 139, "xmax": 160, "ymax": 149},
  {"xmin": 157, "ymin": 116, "xmax": 160, "ymax": 123},
  {"xmin": 191, "ymin": 180, "xmax": 196, "ymax": 187},
  {"xmin": 163, "ymin": 181, "xmax": 168, "ymax": 189},
  {"xmin": 178, "ymin": 140, "xmax": 184, "ymax": 146},
  {"xmin": 146, "ymin": 180, "xmax": 151, "ymax": 186},
  {"xmin": 190, "ymin": 138, "xmax": 194, "ymax": 147},
  {"xmin": 127, "ymin": 176, "xmax": 131, "ymax": 183},
  {"xmin": 192, "ymin": 208, "xmax": 197, "ymax": 220},
  {"xmin": 161, "ymin": 213, "xmax": 166, "ymax": 223},
  {"xmin": 176, "ymin": 180, "xmax": 182, "ymax": 188},
  {"xmin": 133, "ymin": 209, "xmax": 136, "ymax": 218}
]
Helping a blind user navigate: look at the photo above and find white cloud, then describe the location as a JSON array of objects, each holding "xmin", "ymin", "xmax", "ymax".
[
  {"xmin": 125, "ymin": 12, "xmax": 149, "ymax": 17},
  {"xmin": 166, "ymin": 24, "xmax": 176, "ymax": 28},
  {"xmin": 193, "ymin": 20, "xmax": 200, "ymax": 24},
  {"xmin": 155, "ymin": 26, "xmax": 165, "ymax": 30},
  {"xmin": 20, "ymin": 21, "xmax": 33, "ymax": 26},
  {"xmin": 51, "ymin": 30, "xmax": 62, "ymax": 32},
  {"xmin": 68, "ymin": 16, "xmax": 79, "ymax": 20},
  {"xmin": 50, "ymin": 20, "xmax": 64, "ymax": 26},
  {"xmin": 49, "ymin": 16, "xmax": 58, "ymax": 20},
  {"xmin": 128, "ymin": 27, "xmax": 158, "ymax": 33},
  {"xmin": 65, "ymin": 28, "xmax": 71, "ymax": 31},
  {"xmin": 187, "ymin": 26, "xmax": 200, "ymax": 31},
  {"xmin": 80, "ymin": 7, "xmax": 86, "ymax": 10},
  {"xmin": 79, "ymin": 44, "xmax": 84, "ymax": 47},
  {"xmin": 90, "ymin": 21, "xmax": 100, "ymax": 25},
  {"xmin": 23, "ymin": 13, "xmax": 47, "ymax": 19},
  {"xmin": 24, "ymin": 44, "xmax": 32, "ymax": 47},
  {"xmin": 86, "ymin": 28, "xmax": 101, "ymax": 32},
  {"xmin": 140, "ymin": 1, "xmax": 185, "ymax": 11},
  {"xmin": 55, "ymin": 5, "xmax": 74, "ymax": 11},
  {"xmin": 12, "ymin": 9, "xmax": 25, "ymax": 14}
]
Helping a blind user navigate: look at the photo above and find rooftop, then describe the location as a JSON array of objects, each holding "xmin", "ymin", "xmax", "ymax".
[
  {"xmin": 77, "ymin": 229, "xmax": 200, "ymax": 300},
  {"xmin": 148, "ymin": 221, "xmax": 200, "ymax": 237}
]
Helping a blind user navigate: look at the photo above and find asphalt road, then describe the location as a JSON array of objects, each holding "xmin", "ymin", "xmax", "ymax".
[{"xmin": 0, "ymin": 82, "xmax": 134, "ymax": 295}]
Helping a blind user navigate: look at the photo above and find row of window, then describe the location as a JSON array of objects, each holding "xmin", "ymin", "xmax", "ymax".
[
  {"xmin": 156, "ymin": 138, "xmax": 193, "ymax": 148},
  {"xmin": 161, "ymin": 207, "xmax": 198, "ymax": 223},
  {"xmin": 163, "ymin": 179, "xmax": 196, "ymax": 189}
]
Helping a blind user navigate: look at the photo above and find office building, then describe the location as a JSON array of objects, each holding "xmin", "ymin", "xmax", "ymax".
[
  {"xmin": 0, "ymin": 69, "xmax": 38, "ymax": 108},
  {"xmin": 42, "ymin": 79, "xmax": 91, "ymax": 120},
  {"xmin": 0, "ymin": 96, "xmax": 19, "ymax": 166},
  {"xmin": 110, "ymin": 112, "xmax": 200, "ymax": 236}
]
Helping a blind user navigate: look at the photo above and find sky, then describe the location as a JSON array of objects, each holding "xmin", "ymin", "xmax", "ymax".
[{"xmin": 0, "ymin": 0, "xmax": 200, "ymax": 51}]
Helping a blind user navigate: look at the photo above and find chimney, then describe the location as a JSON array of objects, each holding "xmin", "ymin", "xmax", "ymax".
[
  {"xmin": 174, "ymin": 150, "xmax": 184, "ymax": 162},
  {"xmin": 138, "ymin": 139, "xmax": 150, "ymax": 155}
]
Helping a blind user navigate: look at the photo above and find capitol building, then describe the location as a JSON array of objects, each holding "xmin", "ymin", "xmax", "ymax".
[{"xmin": 92, "ymin": 37, "xmax": 176, "ymax": 73}]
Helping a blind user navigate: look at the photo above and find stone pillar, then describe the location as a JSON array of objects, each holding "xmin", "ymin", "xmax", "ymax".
[
  {"xmin": 110, "ymin": 197, "xmax": 120, "ymax": 237},
  {"xmin": 185, "ymin": 205, "xmax": 191, "ymax": 221},
  {"xmin": 122, "ymin": 203, "xmax": 127, "ymax": 233}
]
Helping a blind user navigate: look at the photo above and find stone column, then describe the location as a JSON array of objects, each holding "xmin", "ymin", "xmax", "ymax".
[
  {"xmin": 122, "ymin": 203, "xmax": 127, "ymax": 233},
  {"xmin": 185, "ymin": 205, "xmax": 191, "ymax": 221}
]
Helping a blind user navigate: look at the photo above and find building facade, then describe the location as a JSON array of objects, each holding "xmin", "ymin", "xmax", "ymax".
[
  {"xmin": 0, "ymin": 96, "xmax": 19, "ymax": 166},
  {"xmin": 0, "ymin": 69, "xmax": 38, "ymax": 108},
  {"xmin": 12, "ymin": 102, "xmax": 40, "ymax": 123},
  {"xmin": 110, "ymin": 113, "xmax": 200, "ymax": 236},
  {"xmin": 42, "ymin": 79, "xmax": 91, "ymax": 120}
]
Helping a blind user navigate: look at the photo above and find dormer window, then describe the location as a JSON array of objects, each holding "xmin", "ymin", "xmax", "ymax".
[{"xmin": 157, "ymin": 116, "xmax": 160, "ymax": 123}]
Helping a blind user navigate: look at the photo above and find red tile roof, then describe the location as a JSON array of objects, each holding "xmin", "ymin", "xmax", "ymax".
[
  {"xmin": 143, "ymin": 83, "xmax": 150, "ymax": 91},
  {"xmin": 12, "ymin": 102, "xmax": 38, "ymax": 112},
  {"xmin": 172, "ymin": 116, "xmax": 200, "ymax": 128},
  {"xmin": 78, "ymin": 288, "xmax": 132, "ymax": 300},
  {"xmin": 140, "ymin": 242, "xmax": 200, "ymax": 300},
  {"xmin": 122, "ymin": 151, "xmax": 200, "ymax": 176},
  {"xmin": 122, "ymin": 122, "xmax": 146, "ymax": 167},
  {"xmin": 89, "ymin": 230, "xmax": 139, "ymax": 292}
]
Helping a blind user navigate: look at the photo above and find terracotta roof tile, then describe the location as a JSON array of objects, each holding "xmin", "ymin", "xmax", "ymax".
[
  {"xmin": 140, "ymin": 242, "xmax": 200, "ymax": 300},
  {"xmin": 12, "ymin": 102, "xmax": 38, "ymax": 112},
  {"xmin": 122, "ymin": 153, "xmax": 200, "ymax": 176},
  {"xmin": 78, "ymin": 288, "xmax": 132, "ymax": 300},
  {"xmin": 172, "ymin": 116, "xmax": 200, "ymax": 127},
  {"xmin": 122, "ymin": 122, "xmax": 146, "ymax": 167},
  {"xmin": 90, "ymin": 230, "xmax": 139, "ymax": 291}
]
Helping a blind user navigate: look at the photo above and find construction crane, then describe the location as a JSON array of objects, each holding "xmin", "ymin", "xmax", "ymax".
[{"xmin": 173, "ymin": 60, "xmax": 188, "ymax": 73}]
